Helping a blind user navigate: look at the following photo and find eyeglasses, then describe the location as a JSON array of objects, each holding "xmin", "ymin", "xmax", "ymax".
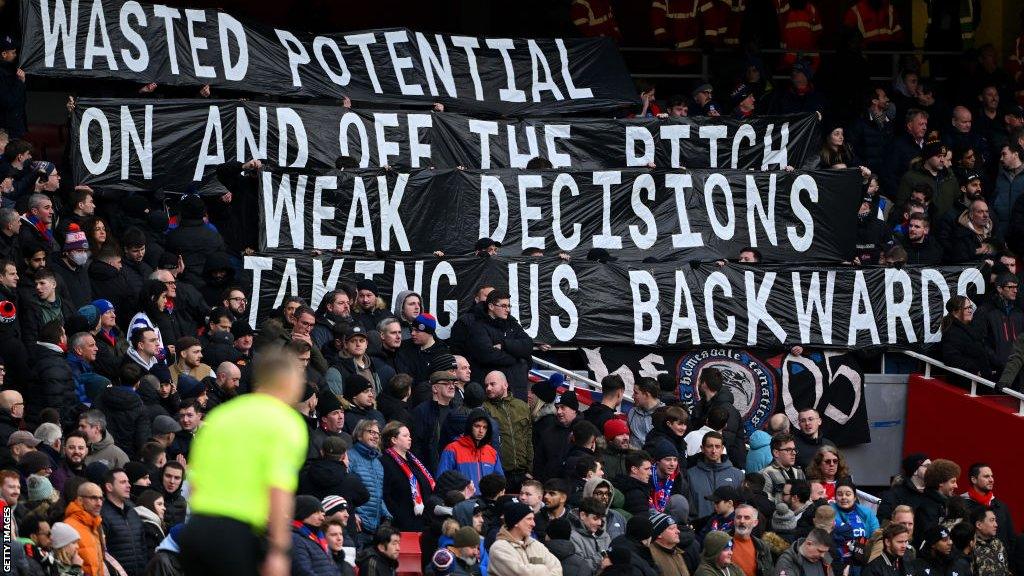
[
  {"xmin": 777, "ymin": 447, "xmax": 797, "ymax": 453},
  {"xmin": 81, "ymin": 495, "xmax": 103, "ymax": 501},
  {"xmin": 365, "ymin": 430, "xmax": 380, "ymax": 436},
  {"xmin": 822, "ymin": 458, "xmax": 839, "ymax": 465},
  {"xmin": 228, "ymin": 296, "xmax": 247, "ymax": 303}
]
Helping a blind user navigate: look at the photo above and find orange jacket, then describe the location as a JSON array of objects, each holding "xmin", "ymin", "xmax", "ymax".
[{"xmin": 65, "ymin": 500, "xmax": 106, "ymax": 576}]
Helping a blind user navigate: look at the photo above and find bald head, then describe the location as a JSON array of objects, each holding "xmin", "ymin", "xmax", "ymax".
[
  {"xmin": 77, "ymin": 481, "xmax": 104, "ymax": 515},
  {"xmin": 0, "ymin": 390, "xmax": 22, "ymax": 412},
  {"xmin": 768, "ymin": 413, "xmax": 791, "ymax": 434},
  {"xmin": 952, "ymin": 106, "xmax": 972, "ymax": 133},
  {"xmin": 216, "ymin": 361, "xmax": 242, "ymax": 393},
  {"xmin": 483, "ymin": 370, "xmax": 509, "ymax": 400}
]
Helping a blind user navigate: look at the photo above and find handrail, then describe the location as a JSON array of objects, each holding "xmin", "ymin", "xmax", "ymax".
[
  {"xmin": 531, "ymin": 355, "xmax": 635, "ymax": 404},
  {"xmin": 900, "ymin": 350, "xmax": 1024, "ymax": 416}
]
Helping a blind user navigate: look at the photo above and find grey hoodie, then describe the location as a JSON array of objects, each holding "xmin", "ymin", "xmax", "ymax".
[{"xmin": 582, "ymin": 477, "xmax": 626, "ymax": 539}]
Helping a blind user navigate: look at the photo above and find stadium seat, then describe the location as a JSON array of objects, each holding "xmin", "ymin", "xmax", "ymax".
[{"xmin": 397, "ymin": 531, "xmax": 423, "ymax": 576}]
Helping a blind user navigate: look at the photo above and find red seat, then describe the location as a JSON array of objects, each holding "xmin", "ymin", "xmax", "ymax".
[{"xmin": 397, "ymin": 531, "xmax": 423, "ymax": 576}]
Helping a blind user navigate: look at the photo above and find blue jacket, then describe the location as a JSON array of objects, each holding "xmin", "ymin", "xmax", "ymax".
[
  {"xmin": 745, "ymin": 430, "xmax": 773, "ymax": 472},
  {"xmin": 291, "ymin": 526, "xmax": 337, "ymax": 576},
  {"xmin": 831, "ymin": 501, "xmax": 880, "ymax": 560},
  {"xmin": 67, "ymin": 353, "xmax": 92, "ymax": 404},
  {"xmin": 994, "ymin": 166, "xmax": 1024, "ymax": 237},
  {"xmin": 347, "ymin": 441, "xmax": 391, "ymax": 533}
]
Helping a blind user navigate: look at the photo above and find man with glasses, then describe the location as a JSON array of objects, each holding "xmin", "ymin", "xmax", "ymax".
[
  {"xmin": 466, "ymin": 289, "xmax": 534, "ymax": 401},
  {"xmin": 793, "ymin": 409, "xmax": 835, "ymax": 469},
  {"xmin": 773, "ymin": 528, "xmax": 834, "ymax": 576},
  {"xmin": 975, "ymin": 273, "xmax": 1024, "ymax": 377},
  {"xmin": 289, "ymin": 306, "xmax": 328, "ymax": 375},
  {"xmin": 221, "ymin": 286, "xmax": 248, "ymax": 322},
  {"xmin": 761, "ymin": 433, "xmax": 806, "ymax": 503},
  {"xmin": 63, "ymin": 481, "xmax": 106, "ymax": 576},
  {"xmin": 692, "ymin": 84, "xmax": 720, "ymax": 117},
  {"xmin": 410, "ymin": 370, "xmax": 458, "ymax": 471}
]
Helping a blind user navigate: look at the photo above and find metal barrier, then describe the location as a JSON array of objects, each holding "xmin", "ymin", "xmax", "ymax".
[
  {"xmin": 899, "ymin": 350, "xmax": 1024, "ymax": 416},
  {"xmin": 531, "ymin": 355, "xmax": 634, "ymax": 403}
]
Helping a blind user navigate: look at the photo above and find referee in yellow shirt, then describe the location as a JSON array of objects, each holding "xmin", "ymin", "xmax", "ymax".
[{"xmin": 178, "ymin": 349, "xmax": 309, "ymax": 576}]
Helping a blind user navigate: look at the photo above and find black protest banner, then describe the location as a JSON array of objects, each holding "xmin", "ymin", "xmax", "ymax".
[
  {"xmin": 256, "ymin": 168, "xmax": 862, "ymax": 263},
  {"xmin": 68, "ymin": 98, "xmax": 821, "ymax": 195},
  {"xmin": 20, "ymin": 0, "xmax": 636, "ymax": 116},
  {"xmin": 579, "ymin": 345, "xmax": 870, "ymax": 444},
  {"xmin": 244, "ymin": 254, "xmax": 984, "ymax": 350}
]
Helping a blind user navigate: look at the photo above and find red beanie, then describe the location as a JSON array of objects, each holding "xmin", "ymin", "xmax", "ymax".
[{"xmin": 603, "ymin": 418, "xmax": 629, "ymax": 441}]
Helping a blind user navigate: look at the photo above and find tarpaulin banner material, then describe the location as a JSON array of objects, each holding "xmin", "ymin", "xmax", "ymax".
[
  {"xmin": 580, "ymin": 345, "xmax": 871, "ymax": 444},
  {"xmin": 244, "ymin": 254, "xmax": 983, "ymax": 350},
  {"xmin": 255, "ymin": 167, "xmax": 861, "ymax": 263},
  {"xmin": 68, "ymin": 98, "xmax": 821, "ymax": 194},
  {"xmin": 20, "ymin": 0, "xmax": 637, "ymax": 116}
]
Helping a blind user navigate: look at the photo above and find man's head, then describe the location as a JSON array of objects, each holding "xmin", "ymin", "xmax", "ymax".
[
  {"xmin": 907, "ymin": 213, "xmax": 930, "ymax": 243},
  {"xmin": 578, "ymin": 497, "xmax": 606, "ymax": 533},
  {"xmin": 554, "ymin": 390, "xmax": 579, "ymax": 425},
  {"xmin": 161, "ymin": 462, "xmax": 185, "ymax": 494},
  {"xmin": 343, "ymin": 326, "xmax": 369, "ymax": 358},
  {"xmin": 103, "ymin": 469, "xmax": 131, "ymax": 504},
  {"xmin": 324, "ymin": 289, "xmax": 352, "ymax": 318},
  {"xmin": 469, "ymin": 415, "xmax": 490, "ymax": 444},
  {"xmin": 0, "ymin": 470, "xmax": 18, "ymax": 505},
  {"xmin": 952, "ymin": 106, "xmax": 972, "ymax": 134},
  {"xmin": 651, "ymin": 512, "xmax": 680, "ymax": 547},
  {"xmin": 176, "ymin": 337, "xmax": 203, "ymax": 369},
  {"xmin": 626, "ymin": 451, "xmax": 653, "ymax": 482},
  {"xmin": 800, "ymin": 528, "xmax": 833, "ymax": 563},
  {"xmin": 542, "ymin": 479, "xmax": 569, "ymax": 512},
  {"xmin": 206, "ymin": 308, "xmax": 232, "ymax": 335},
  {"xmin": 292, "ymin": 306, "xmax": 316, "ymax": 337},
  {"xmin": 980, "ymin": 86, "xmax": 999, "ymax": 111},
  {"xmin": 474, "ymin": 237, "xmax": 500, "ymax": 257},
  {"xmin": 968, "ymin": 463, "xmax": 994, "ymax": 493},
  {"xmin": 906, "ymin": 109, "xmax": 929, "ymax": 140},
  {"xmin": 34, "ymin": 267, "xmax": 57, "ymax": 302},
  {"xmin": 701, "ymin": 431, "xmax": 725, "ymax": 464},
  {"xmin": 738, "ymin": 247, "xmax": 762, "ymax": 263},
  {"xmin": 484, "ymin": 370, "xmax": 509, "ymax": 400},
  {"xmin": 0, "ymin": 210, "xmax": 19, "ymax": 240},
  {"xmin": 222, "ymin": 287, "xmax": 247, "ymax": 316},
  {"xmin": 486, "ymin": 290, "xmax": 511, "ymax": 320},
  {"xmin": 215, "ymin": 362, "xmax": 241, "ymax": 395},
  {"xmin": 177, "ymin": 400, "xmax": 202, "ymax": 432},
  {"xmin": 698, "ymin": 367, "xmax": 723, "ymax": 400},
  {"xmin": 734, "ymin": 504, "xmax": 758, "ymax": 538},
  {"xmin": 28, "ymin": 194, "xmax": 54, "ymax": 225},
  {"xmin": 63, "ymin": 431, "xmax": 88, "ymax": 465},
  {"xmin": 453, "ymin": 355, "xmax": 471, "ymax": 384},
  {"xmin": 772, "ymin": 433, "xmax": 798, "ymax": 467},
  {"xmin": 600, "ymin": 374, "xmax": 625, "ymax": 407},
  {"xmin": 666, "ymin": 95, "xmax": 688, "ymax": 118},
  {"xmin": 69, "ymin": 332, "xmax": 98, "ymax": 363},
  {"xmin": 1000, "ymin": 143, "xmax": 1023, "ymax": 171},
  {"xmin": 410, "ymin": 313, "xmax": 436, "ymax": 348},
  {"xmin": 782, "ymin": 479, "xmax": 810, "ymax": 512},
  {"xmin": 429, "ymin": 371, "xmax": 457, "ymax": 404},
  {"xmin": 373, "ymin": 526, "xmax": 401, "ymax": 560},
  {"xmin": 972, "ymin": 507, "xmax": 998, "ymax": 539},
  {"xmin": 378, "ymin": 318, "xmax": 402, "ymax": 351},
  {"xmin": 0, "ymin": 390, "xmax": 23, "ymax": 420},
  {"xmin": 518, "ymin": 480, "xmax": 543, "ymax": 512},
  {"xmin": 708, "ymin": 486, "xmax": 739, "ymax": 516},
  {"xmin": 924, "ymin": 459, "xmax": 961, "ymax": 495},
  {"xmin": 797, "ymin": 408, "xmax": 822, "ymax": 437},
  {"xmin": 76, "ymin": 482, "xmax": 104, "ymax": 516},
  {"xmin": 77, "ymin": 410, "xmax": 106, "ymax": 444},
  {"xmin": 131, "ymin": 327, "xmax": 160, "ymax": 360},
  {"xmin": 503, "ymin": 501, "xmax": 535, "ymax": 540},
  {"xmin": 633, "ymin": 377, "xmax": 661, "ymax": 410},
  {"xmin": 891, "ymin": 505, "xmax": 914, "ymax": 536},
  {"xmin": 968, "ymin": 198, "xmax": 990, "ymax": 230}
]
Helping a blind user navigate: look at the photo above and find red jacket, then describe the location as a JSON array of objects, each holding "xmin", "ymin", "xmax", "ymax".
[
  {"xmin": 571, "ymin": 0, "xmax": 622, "ymax": 42},
  {"xmin": 843, "ymin": 0, "xmax": 904, "ymax": 45},
  {"xmin": 651, "ymin": 0, "xmax": 701, "ymax": 66}
]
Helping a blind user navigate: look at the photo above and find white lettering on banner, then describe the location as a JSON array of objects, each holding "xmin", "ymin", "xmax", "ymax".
[
  {"xmin": 119, "ymin": 1, "xmax": 148, "ymax": 72},
  {"xmin": 847, "ymin": 271, "xmax": 881, "ymax": 346},
  {"xmin": 344, "ymin": 32, "xmax": 383, "ymax": 94},
  {"xmin": 84, "ymin": 0, "xmax": 116, "ymax": 70},
  {"xmin": 793, "ymin": 271, "xmax": 835, "ymax": 344},
  {"xmin": 550, "ymin": 264, "xmax": 579, "ymax": 341},
  {"xmin": 450, "ymin": 36, "xmax": 484, "ymax": 101},
  {"xmin": 745, "ymin": 271, "xmax": 786, "ymax": 345},
  {"xmin": 119, "ymin": 105, "xmax": 152, "ymax": 180},
  {"xmin": 194, "ymin": 106, "xmax": 224, "ymax": 180},
  {"xmin": 630, "ymin": 270, "xmax": 659, "ymax": 345},
  {"xmin": 551, "ymin": 173, "xmax": 581, "ymax": 251},
  {"xmin": 486, "ymin": 38, "xmax": 526, "ymax": 103},
  {"xmin": 41, "ymin": 0, "xmax": 79, "ymax": 68},
  {"xmin": 218, "ymin": 13, "xmax": 248, "ymax": 81},
  {"xmin": 884, "ymin": 268, "xmax": 915, "ymax": 344},
  {"xmin": 780, "ymin": 352, "xmax": 863, "ymax": 426},
  {"xmin": 312, "ymin": 176, "xmax": 338, "ymax": 250},
  {"xmin": 921, "ymin": 268, "xmax": 951, "ymax": 343},
  {"xmin": 152, "ymin": 5, "xmax": 181, "ymax": 75},
  {"xmin": 384, "ymin": 31, "xmax": 424, "ymax": 97},
  {"xmin": 508, "ymin": 262, "xmax": 540, "ymax": 338},
  {"xmin": 78, "ymin": 107, "xmax": 111, "ymax": 174},
  {"xmin": 261, "ymin": 172, "xmax": 306, "ymax": 249},
  {"xmin": 184, "ymin": 9, "xmax": 215, "ymax": 78},
  {"xmin": 415, "ymin": 33, "xmax": 457, "ymax": 98},
  {"xmin": 668, "ymin": 270, "xmax": 700, "ymax": 345}
]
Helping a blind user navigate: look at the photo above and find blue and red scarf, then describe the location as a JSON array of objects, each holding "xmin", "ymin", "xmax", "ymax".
[
  {"xmin": 649, "ymin": 469, "xmax": 677, "ymax": 512},
  {"xmin": 387, "ymin": 448, "xmax": 435, "ymax": 511},
  {"xmin": 291, "ymin": 521, "xmax": 328, "ymax": 552},
  {"xmin": 25, "ymin": 214, "xmax": 53, "ymax": 243}
]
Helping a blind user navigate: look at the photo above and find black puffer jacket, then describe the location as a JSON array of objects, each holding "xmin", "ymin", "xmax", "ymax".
[
  {"xmin": 448, "ymin": 301, "xmax": 487, "ymax": 356},
  {"xmin": 100, "ymin": 500, "xmax": 148, "ymax": 576},
  {"xmin": 466, "ymin": 313, "xmax": 534, "ymax": 399},
  {"xmin": 0, "ymin": 410, "xmax": 18, "ymax": 446},
  {"xmin": 291, "ymin": 524, "xmax": 338, "ymax": 576},
  {"xmin": 165, "ymin": 218, "xmax": 228, "ymax": 289},
  {"xmin": 547, "ymin": 538, "xmax": 594, "ymax": 576},
  {"xmin": 89, "ymin": 260, "xmax": 138, "ymax": 321},
  {"xmin": 51, "ymin": 257, "xmax": 93, "ymax": 308},
  {"xmin": 93, "ymin": 386, "xmax": 151, "ymax": 457},
  {"xmin": 940, "ymin": 319, "xmax": 995, "ymax": 379},
  {"xmin": 199, "ymin": 252, "xmax": 235, "ymax": 307},
  {"xmin": 26, "ymin": 343, "xmax": 78, "ymax": 425},
  {"xmin": 161, "ymin": 484, "xmax": 188, "ymax": 528},
  {"xmin": 296, "ymin": 458, "xmax": 370, "ymax": 509}
]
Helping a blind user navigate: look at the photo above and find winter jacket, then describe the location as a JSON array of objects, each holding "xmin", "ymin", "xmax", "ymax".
[
  {"xmin": 876, "ymin": 477, "xmax": 925, "ymax": 525},
  {"xmin": 688, "ymin": 459, "xmax": 745, "ymax": 519},
  {"xmin": 863, "ymin": 550, "xmax": 912, "ymax": 576},
  {"xmin": 600, "ymin": 443, "xmax": 632, "ymax": 481},
  {"xmin": 410, "ymin": 399, "xmax": 454, "ymax": 472},
  {"xmin": 297, "ymin": 457, "xmax": 370, "ymax": 510},
  {"xmin": 341, "ymin": 405, "xmax": 385, "ymax": 437},
  {"xmin": 774, "ymin": 539, "xmax": 833, "ymax": 576},
  {"xmin": 346, "ymin": 441, "xmax": 391, "ymax": 533},
  {"xmin": 159, "ymin": 485, "xmax": 187, "ymax": 529},
  {"xmin": 962, "ymin": 492, "xmax": 1016, "ymax": 553},
  {"xmin": 135, "ymin": 505, "xmax": 164, "ymax": 564},
  {"xmin": 381, "ymin": 448, "xmax": 434, "ymax": 532},
  {"xmin": 547, "ymin": 538, "xmax": 593, "ymax": 576},
  {"xmin": 974, "ymin": 299, "xmax": 1024, "ymax": 371},
  {"xmin": 164, "ymin": 218, "xmax": 228, "ymax": 289},
  {"xmin": 948, "ymin": 211, "xmax": 1001, "ymax": 264},
  {"xmin": 63, "ymin": 500, "xmax": 105, "ymax": 576},
  {"xmin": 533, "ymin": 415, "xmax": 578, "ymax": 481},
  {"xmin": 992, "ymin": 166, "xmax": 1024, "ymax": 236},
  {"xmin": 793, "ymin": 430, "xmax": 836, "ymax": 470},
  {"xmin": 26, "ymin": 343, "xmax": 79, "ymax": 425},
  {"xmin": 436, "ymin": 410, "xmax": 503, "ymax": 493},
  {"xmin": 650, "ymin": 541, "xmax": 691, "ymax": 576},
  {"xmin": 448, "ymin": 302, "xmax": 486, "ymax": 356},
  {"xmin": 51, "ymin": 258, "xmax": 93, "ymax": 309},
  {"xmin": 488, "ymin": 527, "xmax": 563, "ymax": 576},
  {"xmin": 896, "ymin": 165, "xmax": 960, "ymax": 219},
  {"xmin": 89, "ymin": 260, "xmax": 137, "ymax": 321},
  {"xmin": 612, "ymin": 474, "xmax": 652, "ymax": 518},
  {"xmin": 883, "ymin": 133, "xmax": 924, "ymax": 198},
  {"xmin": 941, "ymin": 319, "xmax": 995, "ymax": 379},
  {"xmin": 21, "ymin": 295, "xmax": 75, "ymax": 350},
  {"xmin": 93, "ymin": 386, "xmax": 151, "ymax": 457},
  {"xmin": 484, "ymin": 394, "xmax": 533, "ymax": 473},
  {"xmin": 0, "ymin": 61, "xmax": 27, "ymax": 138},
  {"xmin": 746, "ymin": 431, "xmax": 773, "ymax": 473},
  {"xmin": 0, "ymin": 410, "xmax": 18, "ymax": 447},
  {"xmin": 570, "ymin": 524, "xmax": 612, "ymax": 573},
  {"xmin": 466, "ymin": 313, "xmax": 534, "ymax": 400},
  {"xmin": 291, "ymin": 524, "xmax": 337, "ymax": 576},
  {"xmin": 628, "ymin": 402, "xmax": 662, "ymax": 449},
  {"xmin": 849, "ymin": 111, "xmax": 895, "ymax": 183},
  {"xmin": 609, "ymin": 534, "xmax": 659, "ymax": 576},
  {"xmin": 84, "ymin": 430, "xmax": 130, "ymax": 470},
  {"xmin": 356, "ymin": 546, "xmax": 399, "ymax": 576},
  {"xmin": 762, "ymin": 461, "xmax": 807, "ymax": 502},
  {"xmin": 101, "ymin": 499, "xmax": 148, "ymax": 576}
]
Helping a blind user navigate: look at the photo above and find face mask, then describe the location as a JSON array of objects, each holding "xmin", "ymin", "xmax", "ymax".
[{"xmin": 70, "ymin": 251, "xmax": 89, "ymax": 266}]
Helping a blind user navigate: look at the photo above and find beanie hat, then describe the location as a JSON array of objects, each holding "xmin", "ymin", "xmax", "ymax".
[
  {"xmin": 665, "ymin": 494, "xmax": 690, "ymax": 525},
  {"xmin": 77, "ymin": 305, "xmax": 99, "ymax": 328},
  {"xmin": 342, "ymin": 375, "xmax": 372, "ymax": 401},
  {"xmin": 231, "ymin": 321, "xmax": 256, "ymax": 340},
  {"xmin": 19, "ymin": 451, "xmax": 51, "ymax": 476},
  {"xmin": 157, "ymin": 251, "xmax": 179, "ymax": 270},
  {"xmin": 650, "ymin": 512, "xmax": 676, "ymax": 539},
  {"xmin": 317, "ymin": 392, "xmax": 344, "ymax": 416},
  {"xmin": 650, "ymin": 439, "xmax": 679, "ymax": 461},
  {"xmin": 84, "ymin": 461, "xmax": 109, "ymax": 485},
  {"xmin": 922, "ymin": 525, "xmax": 951, "ymax": 549},
  {"xmin": 922, "ymin": 140, "xmax": 948, "ymax": 161},
  {"xmin": 901, "ymin": 453, "xmax": 928, "ymax": 477},
  {"xmin": 554, "ymin": 390, "xmax": 579, "ymax": 412},
  {"xmin": 63, "ymin": 223, "xmax": 89, "ymax": 252},
  {"xmin": 91, "ymin": 299, "xmax": 114, "ymax": 316},
  {"xmin": 730, "ymin": 83, "xmax": 753, "ymax": 107},
  {"xmin": 430, "ymin": 353, "xmax": 457, "ymax": 372},
  {"xmin": 26, "ymin": 474, "xmax": 54, "ymax": 502},
  {"xmin": 531, "ymin": 380, "xmax": 557, "ymax": 404},
  {"xmin": 453, "ymin": 526, "xmax": 481, "ymax": 548},
  {"xmin": 65, "ymin": 314, "xmax": 94, "ymax": 338},
  {"xmin": 321, "ymin": 495, "xmax": 349, "ymax": 516},
  {"xmin": 431, "ymin": 549, "xmax": 454, "ymax": 574},
  {"xmin": 703, "ymin": 531, "xmax": 732, "ymax": 559},
  {"xmin": 50, "ymin": 522, "xmax": 81, "ymax": 551},
  {"xmin": 322, "ymin": 436, "xmax": 348, "ymax": 457},
  {"xmin": 356, "ymin": 279, "xmax": 379, "ymax": 296},
  {"xmin": 176, "ymin": 374, "xmax": 203, "ymax": 400},
  {"xmin": 124, "ymin": 461, "xmax": 150, "ymax": 485},
  {"xmin": 436, "ymin": 470, "xmax": 471, "ymax": 494},
  {"xmin": 179, "ymin": 195, "xmax": 206, "ymax": 220},
  {"xmin": 152, "ymin": 415, "xmax": 182, "ymax": 435},
  {"xmin": 546, "ymin": 517, "xmax": 572, "ymax": 541},
  {"xmin": 609, "ymin": 547, "xmax": 632, "ymax": 566},
  {"xmin": 626, "ymin": 515, "xmax": 653, "ymax": 541},
  {"xmin": 31, "ymin": 161, "xmax": 55, "ymax": 178},
  {"xmin": 603, "ymin": 418, "xmax": 629, "ymax": 442},
  {"xmin": 773, "ymin": 501, "xmax": 798, "ymax": 532},
  {"xmin": 463, "ymin": 382, "xmax": 485, "ymax": 409},
  {"xmin": 149, "ymin": 363, "xmax": 172, "ymax": 384},
  {"xmin": 294, "ymin": 495, "xmax": 323, "ymax": 521},
  {"xmin": 413, "ymin": 313, "xmax": 437, "ymax": 335},
  {"xmin": 503, "ymin": 500, "xmax": 533, "ymax": 529}
]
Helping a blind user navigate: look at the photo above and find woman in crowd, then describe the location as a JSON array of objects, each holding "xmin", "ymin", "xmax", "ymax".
[
  {"xmin": 50, "ymin": 522, "xmax": 85, "ymax": 575},
  {"xmin": 346, "ymin": 419, "xmax": 391, "ymax": 548},
  {"xmin": 84, "ymin": 216, "xmax": 110, "ymax": 258},
  {"xmin": 820, "ymin": 124, "xmax": 861, "ymax": 169},
  {"xmin": 939, "ymin": 295, "xmax": 994, "ymax": 378},
  {"xmin": 135, "ymin": 489, "xmax": 166, "ymax": 562},
  {"xmin": 129, "ymin": 280, "xmax": 171, "ymax": 353},
  {"xmin": 806, "ymin": 446, "xmax": 853, "ymax": 501},
  {"xmin": 831, "ymin": 479, "xmax": 880, "ymax": 576},
  {"xmin": 862, "ymin": 523, "xmax": 912, "ymax": 576},
  {"xmin": 380, "ymin": 420, "xmax": 434, "ymax": 532}
]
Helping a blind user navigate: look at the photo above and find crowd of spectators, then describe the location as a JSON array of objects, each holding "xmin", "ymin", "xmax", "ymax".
[{"xmin": 0, "ymin": 1, "xmax": 1018, "ymax": 576}]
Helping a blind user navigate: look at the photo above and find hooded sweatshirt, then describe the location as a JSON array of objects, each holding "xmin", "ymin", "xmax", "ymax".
[
  {"xmin": 746, "ymin": 431, "xmax": 773, "ymax": 472},
  {"xmin": 582, "ymin": 477, "xmax": 626, "ymax": 538},
  {"xmin": 436, "ymin": 409, "xmax": 503, "ymax": 494}
]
